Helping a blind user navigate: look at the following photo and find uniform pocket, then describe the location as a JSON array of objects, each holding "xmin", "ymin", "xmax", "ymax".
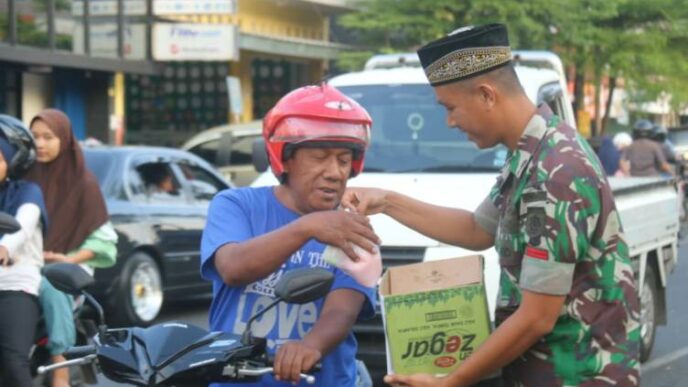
[{"xmin": 497, "ymin": 205, "xmax": 522, "ymax": 267}]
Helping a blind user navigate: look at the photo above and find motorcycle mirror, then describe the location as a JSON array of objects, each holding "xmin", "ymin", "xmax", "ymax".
[
  {"xmin": 274, "ymin": 268, "xmax": 334, "ymax": 304},
  {"xmin": 0, "ymin": 212, "xmax": 20, "ymax": 234},
  {"xmin": 241, "ymin": 268, "xmax": 333, "ymax": 345},
  {"xmin": 43, "ymin": 263, "xmax": 95, "ymax": 296},
  {"xmin": 251, "ymin": 138, "xmax": 269, "ymax": 173}
]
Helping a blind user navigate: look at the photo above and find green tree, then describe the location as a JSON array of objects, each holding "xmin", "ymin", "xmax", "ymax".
[
  {"xmin": 336, "ymin": 0, "xmax": 556, "ymax": 70},
  {"xmin": 549, "ymin": 0, "xmax": 688, "ymax": 132},
  {"xmin": 336, "ymin": 0, "xmax": 688, "ymax": 134}
]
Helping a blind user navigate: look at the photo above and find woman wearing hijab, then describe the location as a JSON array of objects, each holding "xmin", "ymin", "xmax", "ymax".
[
  {"xmin": 26, "ymin": 109, "xmax": 117, "ymax": 387},
  {"xmin": 0, "ymin": 115, "xmax": 48, "ymax": 387}
]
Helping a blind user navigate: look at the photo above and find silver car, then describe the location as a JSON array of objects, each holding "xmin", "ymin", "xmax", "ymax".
[{"xmin": 181, "ymin": 120, "xmax": 262, "ymax": 186}]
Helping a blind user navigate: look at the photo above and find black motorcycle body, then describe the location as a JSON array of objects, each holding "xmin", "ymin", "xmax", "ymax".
[
  {"xmin": 91, "ymin": 323, "xmax": 265, "ymax": 386},
  {"xmin": 40, "ymin": 263, "xmax": 333, "ymax": 386}
]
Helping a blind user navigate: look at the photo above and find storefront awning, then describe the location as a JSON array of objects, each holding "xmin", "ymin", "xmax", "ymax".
[
  {"xmin": 239, "ymin": 32, "xmax": 349, "ymax": 61},
  {"xmin": 0, "ymin": 44, "xmax": 160, "ymax": 75}
]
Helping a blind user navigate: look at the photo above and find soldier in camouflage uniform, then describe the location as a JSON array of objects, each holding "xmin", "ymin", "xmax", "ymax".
[
  {"xmin": 486, "ymin": 104, "xmax": 640, "ymax": 385},
  {"xmin": 342, "ymin": 23, "xmax": 639, "ymax": 386}
]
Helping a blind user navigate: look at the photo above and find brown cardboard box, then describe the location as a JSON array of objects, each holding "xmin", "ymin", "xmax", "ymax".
[{"xmin": 379, "ymin": 255, "xmax": 491, "ymax": 376}]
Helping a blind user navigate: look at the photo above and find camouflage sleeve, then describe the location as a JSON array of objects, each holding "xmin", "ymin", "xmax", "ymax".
[
  {"xmin": 518, "ymin": 181, "xmax": 600, "ymax": 296},
  {"xmin": 474, "ymin": 196, "xmax": 499, "ymax": 236}
]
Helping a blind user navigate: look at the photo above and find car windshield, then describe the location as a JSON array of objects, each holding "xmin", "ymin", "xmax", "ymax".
[
  {"xmin": 338, "ymin": 84, "xmax": 507, "ymax": 173},
  {"xmin": 83, "ymin": 150, "xmax": 115, "ymax": 186}
]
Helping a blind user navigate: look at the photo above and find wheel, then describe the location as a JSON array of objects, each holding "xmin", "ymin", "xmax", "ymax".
[
  {"xmin": 639, "ymin": 264, "xmax": 658, "ymax": 362},
  {"xmin": 111, "ymin": 252, "xmax": 163, "ymax": 327}
]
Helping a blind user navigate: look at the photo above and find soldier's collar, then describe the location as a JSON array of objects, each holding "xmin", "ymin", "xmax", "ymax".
[{"xmin": 506, "ymin": 104, "xmax": 553, "ymax": 179}]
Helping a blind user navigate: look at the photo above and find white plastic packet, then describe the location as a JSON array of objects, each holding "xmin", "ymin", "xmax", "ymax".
[{"xmin": 322, "ymin": 241, "xmax": 382, "ymax": 287}]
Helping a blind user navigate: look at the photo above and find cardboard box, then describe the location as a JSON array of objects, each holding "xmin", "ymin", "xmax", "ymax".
[{"xmin": 379, "ymin": 255, "xmax": 491, "ymax": 376}]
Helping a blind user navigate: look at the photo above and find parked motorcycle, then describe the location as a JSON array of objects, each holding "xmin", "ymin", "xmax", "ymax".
[
  {"xmin": 30, "ymin": 266, "xmax": 99, "ymax": 386},
  {"xmin": 39, "ymin": 263, "xmax": 332, "ymax": 386}
]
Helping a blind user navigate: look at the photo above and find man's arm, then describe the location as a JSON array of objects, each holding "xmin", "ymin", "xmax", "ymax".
[
  {"xmin": 273, "ymin": 288, "xmax": 365, "ymax": 383},
  {"xmin": 385, "ymin": 291, "xmax": 565, "ymax": 387},
  {"xmin": 343, "ymin": 188, "xmax": 494, "ymax": 250},
  {"xmin": 654, "ymin": 145, "xmax": 674, "ymax": 175},
  {"xmin": 214, "ymin": 218, "xmax": 312, "ymax": 286},
  {"xmin": 214, "ymin": 211, "xmax": 379, "ymax": 287},
  {"xmin": 382, "ymin": 191, "xmax": 494, "ymax": 250},
  {"xmin": 442, "ymin": 291, "xmax": 564, "ymax": 386}
]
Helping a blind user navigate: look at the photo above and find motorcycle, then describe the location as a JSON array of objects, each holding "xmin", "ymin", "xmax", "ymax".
[
  {"xmin": 38, "ymin": 263, "xmax": 332, "ymax": 386},
  {"xmin": 0, "ymin": 213, "xmax": 95, "ymax": 386},
  {"xmin": 30, "ymin": 274, "xmax": 99, "ymax": 386}
]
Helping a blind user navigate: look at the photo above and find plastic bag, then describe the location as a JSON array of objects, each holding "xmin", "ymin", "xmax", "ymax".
[{"xmin": 322, "ymin": 241, "xmax": 382, "ymax": 287}]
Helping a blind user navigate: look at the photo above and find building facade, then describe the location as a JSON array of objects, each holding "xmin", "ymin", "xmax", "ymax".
[
  {"xmin": 0, "ymin": 0, "xmax": 158, "ymax": 142},
  {"xmin": 0, "ymin": 0, "xmax": 353, "ymax": 145}
]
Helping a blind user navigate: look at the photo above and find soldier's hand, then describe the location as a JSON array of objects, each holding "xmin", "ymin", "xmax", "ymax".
[
  {"xmin": 341, "ymin": 187, "xmax": 390, "ymax": 216},
  {"xmin": 300, "ymin": 210, "xmax": 380, "ymax": 261},
  {"xmin": 384, "ymin": 373, "xmax": 449, "ymax": 387}
]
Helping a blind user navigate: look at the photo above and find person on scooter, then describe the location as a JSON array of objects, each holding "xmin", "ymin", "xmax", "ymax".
[
  {"xmin": 620, "ymin": 119, "xmax": 673, "ymax": 177},
  {"xmin": 25, "ymin": 109, "xmax": 117, "ymax": 387},
  {"xmin": 201, "ymin": 84, "xmax": 380, "ymax": 386},
  {"xmin": 652, "ymin": 124, "xmax": 677, "ymax": 172},
  {"xmin": 0, "ymin": 115, "xmax": 48, "ymax": 387}
]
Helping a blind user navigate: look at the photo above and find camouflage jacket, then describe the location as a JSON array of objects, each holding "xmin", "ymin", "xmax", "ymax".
[{"xmin": 475, "ymin": 105, "xmax": 640, "ymax": 386}]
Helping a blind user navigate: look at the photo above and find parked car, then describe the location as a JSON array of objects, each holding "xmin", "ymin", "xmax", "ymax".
[
  {"xmin": 83, "ymin": 146, "xmax": 231, "ymax": 326},
  {"xmin": 181, "ymin": 120, "xmax": 262, "ymax": 186}
]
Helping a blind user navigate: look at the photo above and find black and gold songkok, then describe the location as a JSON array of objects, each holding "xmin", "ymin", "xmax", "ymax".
[{"xmin": 417, "ymin": 23, "xmax": 512, "ymax": 86}]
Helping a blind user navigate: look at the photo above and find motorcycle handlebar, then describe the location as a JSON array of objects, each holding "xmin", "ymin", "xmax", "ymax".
[
  {"xmin": 37, "ymin": 354, "xmax": 96, "ymax": 375},
  {"xmin": 266, "ymin": 357, "xmax": 322, "ymax": 373},
  {"xmin": 64, "ymin": 344, "xmax": 97, "ymax": 359},
  {"xmin": 237, "ymin": 367, "xmax": 317, "ymax": 385}
]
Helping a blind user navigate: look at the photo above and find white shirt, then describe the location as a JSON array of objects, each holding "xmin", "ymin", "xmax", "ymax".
[{"xmin": 0, "ymin": 203, "xmax": 44, "ymax": 295}]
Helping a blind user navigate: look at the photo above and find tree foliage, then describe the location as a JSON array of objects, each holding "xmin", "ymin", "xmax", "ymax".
[{"xmin": 336, "ymin": 0, "xmax": 688, "ymax": 132}]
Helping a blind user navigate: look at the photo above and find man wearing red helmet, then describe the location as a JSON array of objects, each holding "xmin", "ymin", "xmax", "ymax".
[{"xmin": 201, "ymin": 84, "xmax": 380, "ymax": 386}]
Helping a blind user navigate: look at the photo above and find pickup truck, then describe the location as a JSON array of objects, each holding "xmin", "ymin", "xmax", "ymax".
[{"xmin": 251, "ymin": 52, "xmax": 680, "ymax": 383}]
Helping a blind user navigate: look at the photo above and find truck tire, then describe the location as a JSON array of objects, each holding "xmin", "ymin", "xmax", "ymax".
[
  {"xmin": 640, "ymin": 264, "xmax": 658, "ymax": 362},
  {"xmin": 110, "ymin": 252, "xmax": 163, "ymax": 327}
]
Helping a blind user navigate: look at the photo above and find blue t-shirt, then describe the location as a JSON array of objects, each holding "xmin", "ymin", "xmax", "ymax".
[{"xmin": 201, "ymin": 186, "xmax": 376, "ymax": 387}]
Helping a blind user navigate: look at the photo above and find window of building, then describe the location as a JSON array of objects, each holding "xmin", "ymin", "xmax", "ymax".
[
  {"xmin": 16, "ymin": 0, "xmax": 49, "ymax": 48},
  {"xmin": 126, "ymin": 62, "xmax": 229, "ymax": 146},
  {"xmin": 0, "ymin": 66, "xmax": 20, "ymax": 117}
]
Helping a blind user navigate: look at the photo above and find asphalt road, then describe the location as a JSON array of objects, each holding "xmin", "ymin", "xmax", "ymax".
[{"xmin": 637, "ymin": 239, "xmax": 688, "ymax": 386}]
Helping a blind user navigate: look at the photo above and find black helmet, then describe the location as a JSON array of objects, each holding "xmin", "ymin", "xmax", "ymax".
[
  {"xmin": 0, "ymin": 115, "xmax": 36, "ymax": 179},
  {"xmin": 652, "ymin": 125, "xmax": 668, "ymax": 142},
  {"xmin": 632, "ymin": 119, "xmax": 654, "ymax": 140}
]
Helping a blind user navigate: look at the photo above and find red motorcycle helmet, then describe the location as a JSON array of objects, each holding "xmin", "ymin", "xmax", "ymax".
[{"xmin": 263, "ymin": 83, "xmax": 372, "ymax": 180}]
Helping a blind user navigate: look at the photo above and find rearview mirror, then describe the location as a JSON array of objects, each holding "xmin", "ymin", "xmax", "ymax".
[
  {"xmin": 274, "ymin": 268, "xmax": 334, "ymax": 304},
  {"xmin": 241, "ymin": 268, "xmax": 334, "ymax": 345},
  {"xmin": 252, "ymin": 138, "xmax": 269, "ymax": 173}
]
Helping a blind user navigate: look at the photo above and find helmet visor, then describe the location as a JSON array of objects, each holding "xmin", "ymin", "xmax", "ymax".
[{"xmin": 270, "ymin": 117, "xmax": 370, "ymax": 146}]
